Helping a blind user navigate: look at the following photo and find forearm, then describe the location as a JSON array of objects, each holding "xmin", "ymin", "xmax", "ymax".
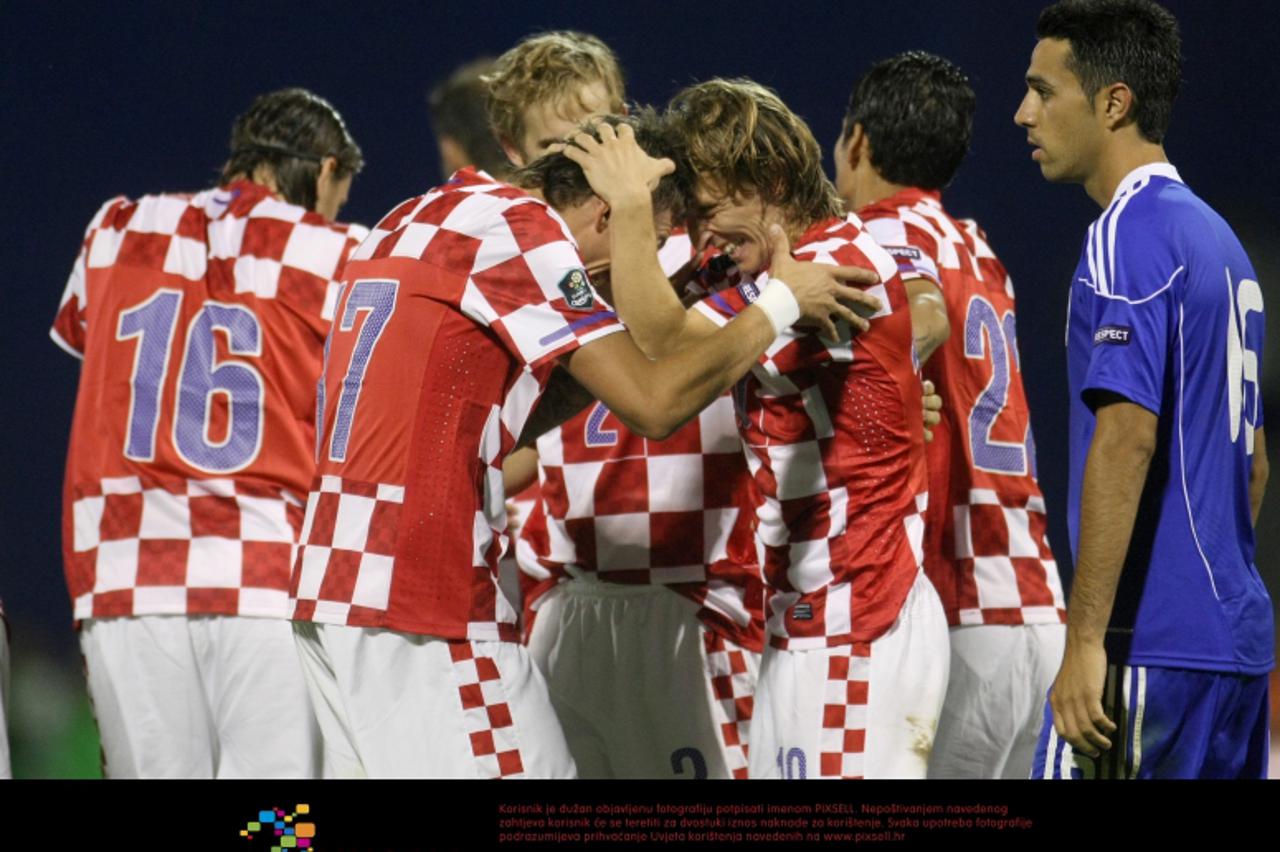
[
  {"xmin": 906, "ymin": 278, "xmax": 949, "ymax": 365},
  {"xmin": 502, "ymin": 446, "xmax": 540, "ymax": 495},
  {"xmin": 568, "ymin": 306, "xmax": 776, "ymax": 440},
  {"xmin": 1069, "ymin": 403, "xmax": 1157, "ymax": 643},
  {"xmin": 608, "ymin": 196, "xmax": 700, "ymax": 358}
]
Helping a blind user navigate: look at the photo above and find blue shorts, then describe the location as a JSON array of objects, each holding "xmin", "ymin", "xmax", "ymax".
[{"xmin": 1032, "ymin": 664, "xmax": 1270, "ymax": 779}]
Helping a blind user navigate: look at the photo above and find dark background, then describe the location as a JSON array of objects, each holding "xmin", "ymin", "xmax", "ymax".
[{"xmin": 2, "ymin": 0, "xmax": 1276, "ymax": 776}]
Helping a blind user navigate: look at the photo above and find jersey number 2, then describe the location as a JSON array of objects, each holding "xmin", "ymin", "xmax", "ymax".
[
  {"xmin": 964, "ymin": 296, "xmax": 1033, "ymax": 476},
  {"xmin": 117, "ymin": 290, "xmax": 264, "ymax": 473}
]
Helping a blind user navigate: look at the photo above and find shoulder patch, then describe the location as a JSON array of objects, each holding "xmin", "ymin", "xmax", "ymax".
[
  {"xmin": 737, "ymin": 280, "xmax": 761, "ymax": 303},
  {"xmin": 1093, "ymin": 325, "xmax": 1132, "ymax": 345},
  {"xmin": 886, "ymin": 245, "xmax": 923, "ymax": 261},
  {"xmin": 558, "ymin": 269, "xmax": 594, "ymax": 309}
]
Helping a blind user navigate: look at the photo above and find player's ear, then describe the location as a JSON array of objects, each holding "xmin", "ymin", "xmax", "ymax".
[
  {"xmin": 1100, "ymin": 82, "xmax": 1136, "ymax": 130},
  {"xmin": 844, "ymin": 123, "xmax": 867, "ymax": 169},
  {"xmin": 500, "ymin": 138, "xmax": 526, "ymax": 168},
  {"xmin": 591, "ymin": 196, "xmax": 610, "ymax": 234}
]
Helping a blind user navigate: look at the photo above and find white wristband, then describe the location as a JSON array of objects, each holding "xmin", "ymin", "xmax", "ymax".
[{"xmin": 752, "ymin": 277, "xmax": 802, "ymax": 335}]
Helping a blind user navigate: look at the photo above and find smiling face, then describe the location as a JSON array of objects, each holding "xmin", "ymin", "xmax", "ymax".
[
  {"xmin": 692, "ymin": 182, "xmax": 786, "ymax": 275},
  {"xmin": 1015, "ymin": 37, "xmax": 1107, "ymax": 185}
]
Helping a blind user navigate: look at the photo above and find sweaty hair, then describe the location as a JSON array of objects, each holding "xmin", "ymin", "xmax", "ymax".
[
  {"xmin": 220, "ymin": 87, "xmax": 364, "ymax": 211},
  {"xmin": 841, "ymin": 51, "xmax": 975, "ymax": 190},
  {"xmin": 428, "ymin": 57, "xmax": 512, "ymax": 178},
  {"xmin": 667, "ymin": 78, "xmax": 844, "ymax": 225},
  {"xmin": 512, "ymin": 109, "xmax": 688, "ymax": 221},
  {"xmin": 483, "ymin": 31, "xmax": 626, "ymax": 150},
  {"xmin": 1036, "ymin": 0, "xmax": 1182, "ymax": 143}
]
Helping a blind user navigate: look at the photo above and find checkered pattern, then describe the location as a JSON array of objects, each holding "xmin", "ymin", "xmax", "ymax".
[
  {"xmin": 695, "ymin": 217, "xmax": 929, "ymax": 650},
  {"xmin": 703, "ymin": 631, "xmax": 756, "ymax": 779},
  {"xmin": 818, "ymin": 643, "xmax": 872, "ymax": 778},
  {"xmin": 289, "ymin": 475, "xmax": 404, "ymax": 623},
  {"xmin": 448, "ymin": 640, "xmax": 525, "ymax": 778},
  {"xmin": 53, "ymin": 182, "xmax": 366, "ymax": 619},
  {"xmin": 518, "ymin": 396, "xmax": 764, "ymax": 650},
  {"xmin": 69, "ymin": 476, "xmax": 302, "ymax": 619},
  {"xmin": 859, "ymin": 189, "xmax": 1065, "ymax": 626},
  {"xmin": 292, "ymin": 168, "xmax": 624, "ymax": 641}
]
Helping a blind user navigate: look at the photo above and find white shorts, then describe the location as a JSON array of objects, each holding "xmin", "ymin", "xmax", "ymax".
[
  {"xmin": 79, "ymin": 615, "xmax": 320, "ymax": 779},
  {"xmin": 928, "ymin": 622, "xmax": 1066, "ymax": 779},
  {"xmin": 293, "ymin": 622, "xmax": 575, "ymax": 779},
  {"xmin": 748, "ymin": 571, "xmax": 949, "ymax": 779},
  {"xmin": 527, "ymin": 581, "xmax": 759, "ymax": 779}
]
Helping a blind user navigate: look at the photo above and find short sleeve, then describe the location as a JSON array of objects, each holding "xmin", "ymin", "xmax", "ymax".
[
  {"xmin": 863, "ymin": 216, "xmax": 941, "ymax": 286},
  {"xmin": 458, "ymin": 201, "xmax": 624, "ymax": 370},
  {"xmin": 1081, "ymin": 234, "xmax": 1180, "ymax": 416},
  {"xmin": 50, "ymin": 198, "xmax": 123, "ymax": 359}
]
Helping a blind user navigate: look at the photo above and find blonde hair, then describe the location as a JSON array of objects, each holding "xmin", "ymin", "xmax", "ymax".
[
  {"xmin": 667, "ymin": 78, "xmax": 843, "ymax": 224},
  {"xmin": 484, "ymin": 31, "xmax": 626, "ymax": 148}
]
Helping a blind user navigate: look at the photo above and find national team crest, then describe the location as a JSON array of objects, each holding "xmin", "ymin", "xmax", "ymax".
[{"xmin": 558, "ymin": 269, "xmax": 594, "ymax": 309}]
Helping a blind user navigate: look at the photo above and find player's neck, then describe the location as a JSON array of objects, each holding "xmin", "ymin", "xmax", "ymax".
[
  {"xmin": 854, "ymin": 171, "xmax": 915, "ymax": 213},
  {"xmin": 1085, "ymin": 139, "xmax": 1169, "ymax": 208}
]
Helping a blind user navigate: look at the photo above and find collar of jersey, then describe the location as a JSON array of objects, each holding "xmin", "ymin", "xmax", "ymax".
[{"xmin": 1109, "ymin": 162, "xmax": 1183, "ymax": 207}]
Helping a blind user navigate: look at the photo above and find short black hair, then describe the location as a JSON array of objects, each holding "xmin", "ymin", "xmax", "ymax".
[
  {"xmin": 428, "ymin": 58, "xmax": 512, "ymax": 178},
  {"xmin": 840, "ymin": 51, "xmax": 974, "ymax": 190},
  {"xmin": 1036, "ymin": 0, "xmax": 1182, "ymax": 143},
  {"xmin": 220, "ymin": 88, "xmax": 364, "ymax": 211},
  {"xmin": 512, "ymin": 108, "xmax": 689, "ymax": 221}
]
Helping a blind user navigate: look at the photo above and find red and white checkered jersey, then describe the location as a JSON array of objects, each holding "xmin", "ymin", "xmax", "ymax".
[
  {"xmin": 517, "ymin": 396, "xmax": 765, "ymax": 649},
  {"xmin": 858, "ymin": 188, "xmax": 1065, "ymax": 626},
  {"xmin": 693, "ymin": 216, "xmax": 928, "ymax": 650},
  {"xmin": 516, "ymin": 230, "xmax": 764, "ymax": 650},
  {"xmin": 51, "ymin": 181, "xmax": 366, "ymax": 620},
  {"xmin": 289, "ymin": 168, "xmax": 625, "ymax": 642}
]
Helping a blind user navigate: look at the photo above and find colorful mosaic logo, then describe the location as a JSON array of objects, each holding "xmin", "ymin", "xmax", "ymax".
[{"xmin": 240, "ymin": 804, "xmax": 316, "ymax": 851}]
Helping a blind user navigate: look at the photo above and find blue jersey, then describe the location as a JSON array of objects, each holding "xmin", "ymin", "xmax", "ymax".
[{"xmin": 1065, "ymin": 163, "xmax": 1272, "ymax": 675}]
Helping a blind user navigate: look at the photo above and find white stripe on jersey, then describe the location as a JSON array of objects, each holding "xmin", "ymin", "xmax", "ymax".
[
  {"xmin": 1131, "ymin": 666, "xmax": 1146, "ymax": 778},
  {"xmin": 1177, "ymin": 303, "xmax": 1221, "ymax": 600}
]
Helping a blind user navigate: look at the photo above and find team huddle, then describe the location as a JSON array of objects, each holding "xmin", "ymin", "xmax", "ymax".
[{"xmin": 43, "ymin": 0, "xmax": 1270, "ymax": 781}]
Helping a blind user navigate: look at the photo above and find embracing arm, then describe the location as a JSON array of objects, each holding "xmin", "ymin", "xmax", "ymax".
[
  {"xmin": 564, "ymin": 305, "xmax": 776, "ymax": 440},
  {"xmin": 1050, "ymin": 394, "xmax": 1156, "ymax": 756},
  {"xmin": 905, "ymin": 277, "xmax": 950, "ymax": 364}
]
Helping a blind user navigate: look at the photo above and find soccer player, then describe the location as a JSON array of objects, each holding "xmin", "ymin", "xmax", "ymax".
[
  {"xmin": 612, "ymin": 78, "xmax": 948, "ymax": 779},
  {"xmin": 427, "ymin": 57, "xmax": 512, "ymax": 181},
  {"xmin": 1017, "ymin": 0, "xmax": 1271, "ymax": 778},
  {"xmin": 486, "ymin": 33, "xmax": 880, "ymax": 780},
  {"xmin": 484, "ymin": 30, "xmax": 625, "ymax": 171},
  {"xmin": 836, "ymin": 52, "xmax": 1066, "ymax": 778},
  {"xmin": 50, "ymin": 88, "xmax": 366, "ymax": 778},
  {"xmin": 288, "ymin": 114, "xmax": 877, "ymax": 778}
]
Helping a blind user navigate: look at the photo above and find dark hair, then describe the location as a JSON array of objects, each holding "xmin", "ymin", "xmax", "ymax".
[
  {"xmin": 220, "ymin": 87, "xmax": 364, "ymax": 211},
  {"xmin": 840, "ymin": 51, "xmax": 974, "ymax": 190},
  {"xmin": 428, "ymin": 58, "xmax": 512, "ymax": 178},
  {"xmin": 512, "ymin": 108, "xmax": 689, "ymax": 220},
  {"xmin": 1036, "ymin": 0, "xmax": 1182, "ymax": 143},
  {"xmin": 666, "ymin": 78, "xmax": 844, "ymax": 225}
]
